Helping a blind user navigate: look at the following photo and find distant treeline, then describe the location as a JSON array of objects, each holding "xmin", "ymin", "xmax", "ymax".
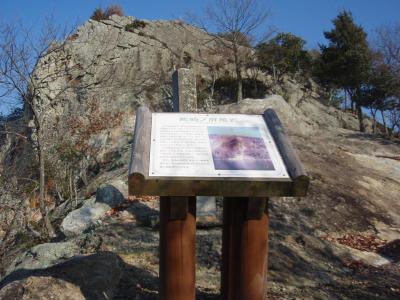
[{"xmin": 254, "ymin": 11, "xmax": 400, "ymax": 135}]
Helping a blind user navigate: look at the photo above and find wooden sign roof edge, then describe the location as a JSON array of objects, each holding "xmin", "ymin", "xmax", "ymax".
[{"xmin": 129, "ymin": 106, "xmax": 310, "ymax": 197}]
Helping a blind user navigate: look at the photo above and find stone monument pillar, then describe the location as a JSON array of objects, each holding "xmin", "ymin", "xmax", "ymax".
[
  {"xmin": 172, "ymin": 68, "xmax": 197, "ymax": 112},
  {"xmin": 172, "ymin": 68, "xmax": 219, "ymax": 226}
]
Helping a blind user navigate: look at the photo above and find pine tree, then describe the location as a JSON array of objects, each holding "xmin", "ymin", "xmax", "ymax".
[
  {"xmin": 256, "ymin": 32, "xmax": 311, "ymax": 82},
  {"xmin": 362, "ymin": 57, "xmax": 395, "ymax": 133},
  {"xmin": 319, "ymin": 10, "xmax": 372, "ymax": 132}
]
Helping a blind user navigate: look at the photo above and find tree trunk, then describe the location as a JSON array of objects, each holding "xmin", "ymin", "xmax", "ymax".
[
  {"xmin": 38, "ymin": 129, "xmax": 56, "ymax": 238},
  {"xmin": 328, "ymin": 89, "xmax": 333, "ymax": 105},
  {"xmin": 233, "ymin": 46, "xmax": 243, "ymax": 102},
  {"xmin": 237, "ymin": 71, "xmax": 243, "ymax": 102},
  {"xmin": 370, "ymin": 108, "xmax": 377, "ymax": 134},
  {"xmin": 69, "ymin": 170, "xmax": 73, "ymax": 200},
  {"xmin": 356, "ymin": 103, "xmax": 365, "ymax": 132},
  {"xmin": 253, "ymin": 77, "xmax": 258, "ymax": 98},
  {"xmin": 381, "ymin": 110, "xmax": 388, "ymax": 134},
  {"xmin": 207, "ymin": 71, "xmax": 216, "ymax": 109},
  {"xmin": 74, "ymin": 174, "xmax": 78, "ymax": 206},
  {"xmin": 272, "ymin": 64, "xmax": 276, "ymax": 82}
]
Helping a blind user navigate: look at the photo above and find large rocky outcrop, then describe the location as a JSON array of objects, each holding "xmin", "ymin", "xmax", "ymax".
[
  {"xmin": 25, "ymin": 15, "xmax": 236, "ymax": 200},
  {"xmin": 0, "ymin": 14, "xmax": 399, "ymax": 300}
]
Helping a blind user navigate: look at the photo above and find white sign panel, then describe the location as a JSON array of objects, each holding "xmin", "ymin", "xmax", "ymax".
[{"xmin": 149, "ymin": 113, "xmax": 290, "ymax": 180}]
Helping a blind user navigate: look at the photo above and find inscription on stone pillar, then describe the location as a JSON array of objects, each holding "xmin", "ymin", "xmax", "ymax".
[
  {"xmin": 172, "ymin": 68, "xmax": 219, "ymax": 225},
  {"xmin": 172, "ymin": 68, "xmax": 197, "ymax": 112}
]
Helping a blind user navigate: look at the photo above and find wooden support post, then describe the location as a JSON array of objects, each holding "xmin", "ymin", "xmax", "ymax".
[
  {"xmin": 159, "ymin": 69, "xmax": 197, "ymax": 299},
  {"xmin": 174, "ymin": 69, "xmax": 220, "ymax": 226},
  {"xmin": 222, "ymin": 197, "xmax": 269, "ymax": 300},
  {"xmin": 160, "ymin": 196, "xmax": 196, "ymax": 300}
]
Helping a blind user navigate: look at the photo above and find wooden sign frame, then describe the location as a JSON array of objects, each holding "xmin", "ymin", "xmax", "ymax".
[
  {"xmin": 129, "ymin": 106, "xmax": 309, "ymax": 198},
  {"xmin": 129, "ymin": 69, "xmax": 310, "ymax": 300}
]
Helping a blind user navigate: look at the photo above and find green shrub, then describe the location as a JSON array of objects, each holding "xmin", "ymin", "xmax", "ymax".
[
  {"xmin": 104, "ymin": 4, "xmax": 124, "ymax": 17},
  {"xmin": 90, "ymin": 8, "xmax": 106, "ymax": 21},
  {"xmin": 90, "ymin": 4, "xmax": 124, "ymax": 21},
  {"xmin": 125, "ymin": 20, "xmax": 147, "ymax": 32},
  {"xmin": 256, "ymin": 32, "xmax": 312, "ymax": 81}
]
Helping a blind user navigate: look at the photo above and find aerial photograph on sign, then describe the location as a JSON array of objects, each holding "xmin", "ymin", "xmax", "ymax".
[{"xmin": 208, "ymin": 126, "xmax": 275, "ymax": 170}]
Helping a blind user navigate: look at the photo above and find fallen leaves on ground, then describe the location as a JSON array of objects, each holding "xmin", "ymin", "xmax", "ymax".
[
  {"xmin": 128, "ymin": 195, "xmax": 159, "ymax": 202},
  {"xmin": 344, "ymin": 259, "xmax": 384, "ymax": 275},
  {"xmin": 105, "ymin": 196, "xmax": 159, "ymax": 217},
  {"xmin": 321, "ymin": 234, "xmax": 387, "ymax": 252}
]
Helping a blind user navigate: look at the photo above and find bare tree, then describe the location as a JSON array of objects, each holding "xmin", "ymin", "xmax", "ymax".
[
  {"xmin": 374, "ymin": 23, "xmax": 400, "ymax": 135},
  {"xmin": 190, "ymin": 0, "xmax": 270, "ymax": 102},
  {"xmin": 387, "ymin": 102, "xmax": 400, "ymax": 134},
  {"xmin": 0, "ymin": 19, "xmax": 69, "ymax": 237},
  {"xmin": 0, "ymin": 17, "xmax": 122, "ymax": 237},
  {"xmin": 376, "ymin": 23, "xmax": 400, "ymax": 74}
]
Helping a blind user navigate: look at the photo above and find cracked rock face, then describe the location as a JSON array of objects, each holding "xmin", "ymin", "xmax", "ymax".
[{"xmin": 26, "ymin": 15, "xmax": 231, "ymax": 194}]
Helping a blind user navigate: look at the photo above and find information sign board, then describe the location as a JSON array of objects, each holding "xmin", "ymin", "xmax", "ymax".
[{"xmin": 149, "ymin": 113, "xmax": 290, "ymax": 180}]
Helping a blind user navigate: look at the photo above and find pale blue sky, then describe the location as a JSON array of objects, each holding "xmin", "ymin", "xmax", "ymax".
[
  {"xmin": 1, "ymin": 0, "xmax": 399, "ymax": 114},
  {"xmin": 1, "ymin": 0, "xmax": 399, "ymax": 48}
]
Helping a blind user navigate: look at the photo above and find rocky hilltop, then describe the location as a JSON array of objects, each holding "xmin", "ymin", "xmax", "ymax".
[{"xmin": 0, "ymin": 15, "xmax": 399, "ymax": 299}]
